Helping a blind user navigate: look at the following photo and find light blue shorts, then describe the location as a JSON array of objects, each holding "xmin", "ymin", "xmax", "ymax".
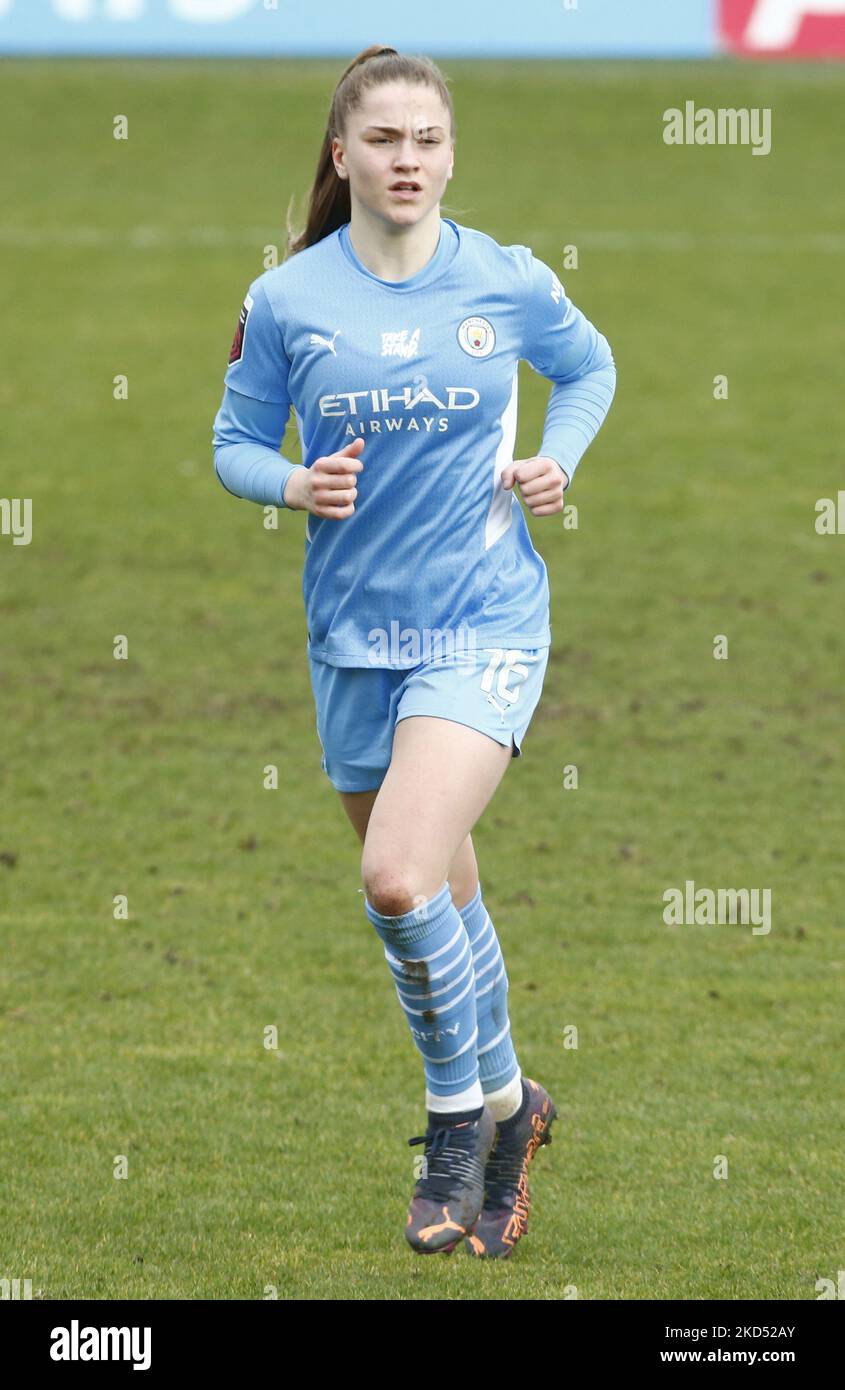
[{"xmin": 307, "ymin": 645, "xmax": 550, "ymax": 793}]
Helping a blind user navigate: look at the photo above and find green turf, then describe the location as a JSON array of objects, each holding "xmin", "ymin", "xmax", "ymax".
[{"xmin": 1, "ymin": 58, "xmax": 843, "ymax": 1300}]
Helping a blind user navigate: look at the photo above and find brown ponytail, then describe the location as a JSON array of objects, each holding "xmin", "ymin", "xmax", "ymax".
[{"xmin": 285, "ymin": 45, "xmax": 455, "ymax": 258}]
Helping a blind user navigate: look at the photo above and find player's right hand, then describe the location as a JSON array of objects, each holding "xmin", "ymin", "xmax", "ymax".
[{"xmin": 283, "ymin": 438, "xmax": 364, "ymax": 518}]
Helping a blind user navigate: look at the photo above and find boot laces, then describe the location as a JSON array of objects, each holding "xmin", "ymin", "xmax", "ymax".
[
  {"xmin": 407, "ymin": 1122, "xmax": 481, "ymax": 1201},
  {"xmin": 483, "ymin": 1128, "xmax": 528, "ymax": 1207}
]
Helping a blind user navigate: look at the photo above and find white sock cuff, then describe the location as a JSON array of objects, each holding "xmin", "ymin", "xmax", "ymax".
[
  {"xmin": 483, "ymin": 1069, "xmax": 523, "ymax": 1122},
  {"xmin": 425, "ymin": 1079, "xmax": 485, "ymax": 1114}
]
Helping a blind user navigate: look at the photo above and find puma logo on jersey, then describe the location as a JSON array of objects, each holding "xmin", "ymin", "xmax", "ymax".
[
  {"xmin": 381, "ymin": 328, "xmax": 421, "ymax": 359},
  {"xmin": 310, "ymin": 330, "xmax": 341, "ymax": 355}
]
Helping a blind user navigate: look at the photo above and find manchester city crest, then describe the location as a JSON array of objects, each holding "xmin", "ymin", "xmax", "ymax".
[{"xmin": 457, "ymin": 316, "xmax": 496, "ymax": 358}]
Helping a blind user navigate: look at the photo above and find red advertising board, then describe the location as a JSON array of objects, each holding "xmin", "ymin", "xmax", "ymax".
[{"xmin": 720, "ymin": 0, "xmax": 845, "ymax": 55}]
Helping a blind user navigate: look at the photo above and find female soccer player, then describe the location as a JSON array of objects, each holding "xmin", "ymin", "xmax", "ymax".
[{"xmin": 213, "ymin": 45, "xmax": 616, "ymax": 1259}]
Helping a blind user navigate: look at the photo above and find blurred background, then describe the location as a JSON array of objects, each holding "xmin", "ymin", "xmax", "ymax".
[
  {"xmin": 3, "ymin": 0, "xmax": 845, "ymax": 58},
  {"xmin": 1, "ymin": 0, "xmax": 843, "ymax": 1301}
]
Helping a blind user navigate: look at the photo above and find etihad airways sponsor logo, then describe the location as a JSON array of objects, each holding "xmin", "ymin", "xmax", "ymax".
[{"xmin": 319, "ymin": 385, "xmax": 480, "ymax": 417}]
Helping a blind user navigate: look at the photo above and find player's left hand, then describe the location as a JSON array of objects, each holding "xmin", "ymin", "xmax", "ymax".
[{"xmin": 500, "ymin": 456, "xmax": 570, "ymax": 515}]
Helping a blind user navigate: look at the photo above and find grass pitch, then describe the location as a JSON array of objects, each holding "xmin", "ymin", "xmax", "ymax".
[{"xmin": 0, "ymin": 57, "xmax": 843, "ymax": 1299}]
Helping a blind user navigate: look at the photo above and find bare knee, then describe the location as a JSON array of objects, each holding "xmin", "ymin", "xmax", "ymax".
[
  {"xmin": 362, "ymin": 858, "xmax": 437, "ymax": 917},
  {"xmin": 362, "ymin": 868, "xmax": 418, "ymax": 917}
]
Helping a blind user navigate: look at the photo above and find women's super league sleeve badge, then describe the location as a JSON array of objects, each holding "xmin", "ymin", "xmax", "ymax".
[
  {"xmin": 228, "ymin": 292, "xmax": 254, "ymax": 365},
  {"xmin": 457, "ymin": 315, "xmax": 496, "ymax": 357}
]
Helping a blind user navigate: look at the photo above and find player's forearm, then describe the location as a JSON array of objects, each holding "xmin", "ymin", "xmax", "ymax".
[
  {"xmin": 212, "ymin": 384, "xmax": 300, "ymax": 508},
  {"xmin": 539, "ymin": 360, "xmax": 617, "ymax": 485},
  {"xmin": 213, "ymin": 441, "xmax": 300, "ymax": 508}
]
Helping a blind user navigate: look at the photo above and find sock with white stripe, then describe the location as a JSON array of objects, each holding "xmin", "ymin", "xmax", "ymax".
[
  {"xmin": 457, "ymin": 882, "xmax": 522, "ymax": 1121},
  {"xmin": 364, "ymin": 881, "xmax": 484, "ymax": 1115}
]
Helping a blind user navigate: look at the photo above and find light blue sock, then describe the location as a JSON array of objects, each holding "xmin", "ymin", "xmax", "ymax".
[
  {"xmin": 364, "ymin": 881, "xmax": 484, "ymax": 1114},
  {"xmin": 457, "ymin": 882, "xmax": 521, "ymax": 1096}
]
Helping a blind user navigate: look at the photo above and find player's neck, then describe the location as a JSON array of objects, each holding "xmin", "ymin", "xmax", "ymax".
[{"xmin": 345, "ymin": 208, "xmax": 442, "ymax": 283}]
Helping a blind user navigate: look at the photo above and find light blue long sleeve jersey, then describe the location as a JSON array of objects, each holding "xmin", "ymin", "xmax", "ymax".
[{"xmin": 213, "ymin": 217, "xmax": 616, "ymax": 668}]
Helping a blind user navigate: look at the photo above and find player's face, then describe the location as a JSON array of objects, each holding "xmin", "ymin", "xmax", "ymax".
[{"xmin": 334, "ymin": 82, "xmax": 454, "ymax": 226}]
